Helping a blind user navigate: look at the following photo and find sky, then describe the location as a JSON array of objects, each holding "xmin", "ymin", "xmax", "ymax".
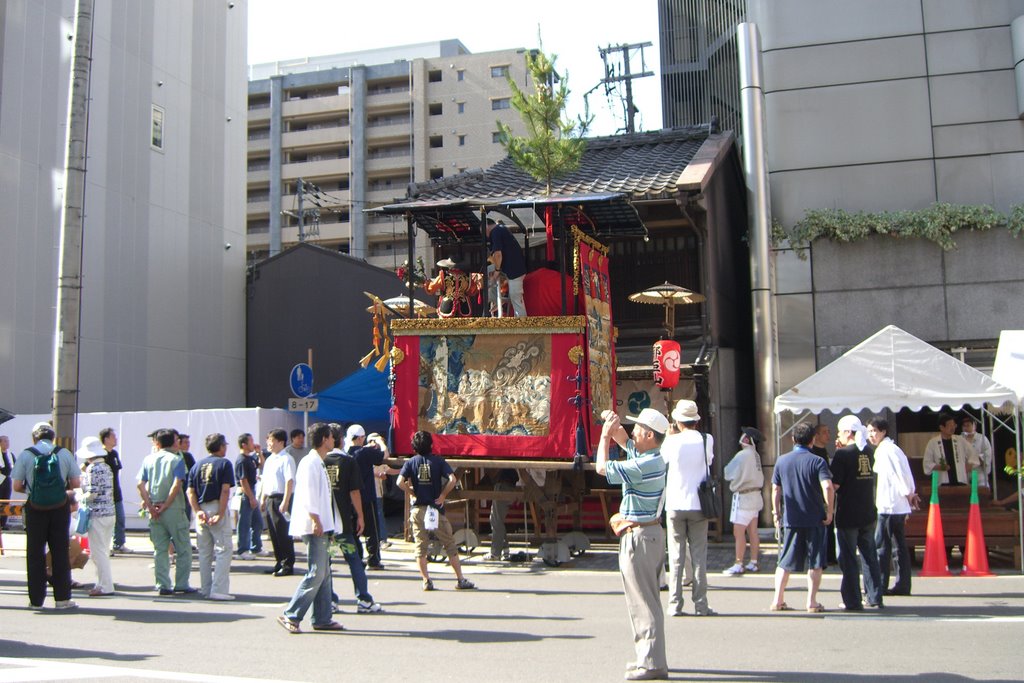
[{"xmin": 247, "ymin": 0, "xmax": 663, "ymax": 137}]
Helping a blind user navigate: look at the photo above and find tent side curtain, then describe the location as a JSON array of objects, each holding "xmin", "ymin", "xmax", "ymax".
[
  {"xmin": 774, "ymin": 325, "xmax": 1019, "ymax": 416},
  {"xmin": 309, "ymin": 365, "xmax": 391, "ymax": 431}
]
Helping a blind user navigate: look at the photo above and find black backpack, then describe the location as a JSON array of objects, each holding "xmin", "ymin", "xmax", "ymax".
[{"xmin": 27, "ymin": 446, "xmax": 69, "ymax": 510}]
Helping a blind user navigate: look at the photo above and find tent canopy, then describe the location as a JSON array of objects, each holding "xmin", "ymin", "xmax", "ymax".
[
  {"xmin": 309, "ymin": 365, "xmax": 391, "ymax": 433},
  {"xmin": 774, "ymin": 325, "xmax": 1019, "ymax": 415},
  {"xmin": 993, "ymin": 330, "xmax": 1024, "ymax": 404}
]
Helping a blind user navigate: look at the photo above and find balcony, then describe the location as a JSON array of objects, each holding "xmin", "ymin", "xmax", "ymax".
[
  {"xmin": 366, "ymin": 89, "xmax": 410, "ymax": 109},
  {"xmin": 282, "ymin": 157, "xmax": 350, "ymax": 181},
  {"xmin": 248, "ymin": 106, "xmax": 270, "ymax": 124},
  {"xmin": 282, "ymin": 94, "xmax": 349, "ymax": 118},
  {"xmin": 366, "ymin": 122, "xmax": 410, "ymax": 144},
  {"xmin": 248, "ymin": 137, "xmax": 270, "ymax": 154},
  {"xmin": 247, "ymin": 169, "xmax": 270, "ymax": 184},
  {"xmin": 245, "ymin": 200, "xmax": 270, "ymax": 218},
  {"xmin": 283, "ymin": 126, "xmax": 349, "ymax": 149},
  {"xmin": 366, "ymin": 154, "xmax": 410, "ymax": 175}
]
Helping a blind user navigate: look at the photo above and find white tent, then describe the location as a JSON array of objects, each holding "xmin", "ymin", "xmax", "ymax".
[
  {"xmin": 773, "ymin": 325, "xmax": 1021, "ymax": 572},
  {"xmin": 993, "ymin": 330, "xmax": 1024, "ymax": 405},
  {"xmin": 774, "ymin": 325, "xmax": 1018, "ymax": 415}
]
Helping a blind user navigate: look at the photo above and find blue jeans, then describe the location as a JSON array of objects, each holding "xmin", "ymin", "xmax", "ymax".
[
  {"xmin": 113, "ymin": 500, "xmax": 126, "ymax": 548},
  {"xmin": 336, "ymin": 530, "xmax": 372, "ymax": 603},
  {"xmin": 284, "ymin": 534, "xmax": 334, "ymax": 627},
  {"xmin": 875, "ymin": 513, "xmax": 911, "ymax": 595},
  {"xmin": 837, "ymin": 522, "xmax": 883, "ymax": 607},
  {"xmin": 236, "ymin": 496, "xmax": 262, "ymax": 553}
]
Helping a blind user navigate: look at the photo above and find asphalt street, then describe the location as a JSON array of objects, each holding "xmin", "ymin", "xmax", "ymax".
[{"xmin": 1, "ymin": 528, "xmax": 1022, "ymax": 683}]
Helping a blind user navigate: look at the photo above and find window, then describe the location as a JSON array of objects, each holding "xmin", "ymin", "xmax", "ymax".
[
  {"xmin": 457, "ymin": 102, "xmax": 465, "ymax": 114},
  {"xmin": 458, "ymin": 135, "xmax": 466, "ymax": 146},
  {"xmin": 428, "ymin": 69, "xmax": 442, "ymax": 83},
  {"xmin": 490, "ymin": 65, "xmax": 510, "ymax": 78},
  {"xmin": 150, "ymin": 104, "xmax": 165, "ymax": 150},
  {"xmin": 428, "ymin": 102, "xmax": 442, "ymax": 116},
  {"xmin": 491, "ymin": 98, "xmax": 510, "ymax": 111},
  {"xmin": 429, "ymin": 168, "xmax": 443, "ymax": 180},
  {"xmin": 492, "ymin": 131, "xmax": 503, "ymax": 143},
  {"xmin": 457, "ymin": 69, "xmax": 465, "ymax": 81},
  {"xmin": 429, "ymin": 135, "xmax": 443, "ymax": 148}
]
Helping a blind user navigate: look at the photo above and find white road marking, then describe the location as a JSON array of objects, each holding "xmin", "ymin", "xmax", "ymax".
[{"xmin": 0, "ymin": 657, "xmax": 308, "ymax": 683}]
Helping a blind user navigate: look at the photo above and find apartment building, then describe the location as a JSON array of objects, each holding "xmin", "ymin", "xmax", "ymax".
[{"xmin": 246, "ymin": 40, "xmax": 530, "ymax": 270}]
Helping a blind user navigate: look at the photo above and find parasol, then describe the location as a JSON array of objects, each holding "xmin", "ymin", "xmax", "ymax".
[{"xmin": 627, "ymin": 281, "xmax": 706, "ymax": 337}]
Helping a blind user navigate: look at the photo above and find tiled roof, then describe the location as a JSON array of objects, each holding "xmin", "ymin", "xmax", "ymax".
[{"xmin": 409, "ymin": 126, "xmax": 711, "ymax": 202}]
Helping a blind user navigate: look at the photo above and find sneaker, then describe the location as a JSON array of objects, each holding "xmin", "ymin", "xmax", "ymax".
[
  {"xmin": 422, "ymin": 579, "xmax": 435, "ymax": 592},
  {"xmin": 208, "ymin": 593, "xmax": 235, "ymax": 601},
  {"xmin": 379, "ymin": 541, "xmax": 393, "ymax": 550},
  {"xmin": 455, "ymin": 578, "xmax": 476, "ymax": 590},
  {"xmin": 483, "ymin": 554, "xmax": 502, "ymax": 562},
  {"xmin": 255, "ymin": 549, "xmax": 272, "ymax": 557},
  {"xmin": 744, "ymin": 562, "xmax": 759, "ymax": 573},
  {"xmin": 54, "ymin": 600, "xmax": 79, "ymax": 610},
  {"xmin": 158, "ymin": 588, "xmax": 174, "ymax": 596},
  {"xmin": 237, "ymin": 551, "xmax": 254, "ymax": 560},
  {"xmin": 366, "ymin": 563, "xmax": 385, "ymax": 571},
  {"xmin": 357, "ymin": 599, "xmax": 383, "ymax": 613},
  {"xmin": 174, "ymin": 587, "xmax": 199, "ymax": 595},
  {"xmin": 722, "ymin": 563, "xmax": 745, "ymax": 576}
]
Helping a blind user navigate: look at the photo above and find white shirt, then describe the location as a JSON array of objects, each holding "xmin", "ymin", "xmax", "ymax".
[
  {"xmin": 261, "ymin": 450, "xmax": 296, "ymax": 496},
  {"xmin": 961, "ymin": 431, "xmax": 993, "ymax": 480},
  {"xmin": 288, "ymin": 449, "xmax": 338, "ymax": 537},
  {"xmin": 873, "ymin": 437, "xmax": 916, "ymax": 515},
  {"xmin": 922, "ymin": 435, "xmax": 980, "ymax": 486},
  {"xmin": 661, "ymin": 430, "xmax": 714, "ymax": 512}
]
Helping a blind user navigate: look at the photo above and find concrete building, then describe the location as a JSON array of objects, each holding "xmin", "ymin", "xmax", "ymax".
[
  {"xmin": 246, "ymin": 40, "xmax": 531, "ymax": 270},
  {"xmin": 0, "ymin": 0, "xmax": 248, "ymax": 415},
  {"xmin": 745, "ymin": 0, "xmax": 1024, "ymax": 389}
]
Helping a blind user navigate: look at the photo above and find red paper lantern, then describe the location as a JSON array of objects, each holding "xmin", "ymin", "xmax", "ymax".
[{"xmin": 653, "ymin": 340, "xmax": 681, "ymax": 389}]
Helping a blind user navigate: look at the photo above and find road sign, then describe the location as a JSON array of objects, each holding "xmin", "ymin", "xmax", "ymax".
[
  {"xmin": 288, "ymin": 397, "xmax": 319, "ymax": 412},
  {"xmin": 289, "ymin": 363, "xmax": 314, "ymax": 398}
]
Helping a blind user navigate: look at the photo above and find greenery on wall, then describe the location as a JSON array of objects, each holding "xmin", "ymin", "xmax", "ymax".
[{"xmin": 773, "ymin": 203, "xmax": 1024, "ymax": 257}]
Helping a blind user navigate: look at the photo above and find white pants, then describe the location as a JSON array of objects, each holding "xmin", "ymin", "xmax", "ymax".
[
  {"xmin": 88, "ymin": 515, "xmax": 115, "ymax": 593},
  {"xmin": 196, "ymin": 500, "xmax": 234, "ymax": 597},
  {"xmin": 507, "ymin": 275, "xmax": 527, "ymax": 317}
]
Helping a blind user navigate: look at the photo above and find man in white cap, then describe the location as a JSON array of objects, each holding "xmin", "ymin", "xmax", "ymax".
[
  {"xmin": 661, "ymin": 399, "xmax": 716, "ymax": 617},
  {"xmin": 345, "ymin": 424, "xmax": 389, "ymax": 570},
  {"xmin": 596, "ymin": 407, "xmax": 669, "ymax": 681},
  {"xmin": 831, "ymin": 416, "xmax": 884, "ymax": 610}
]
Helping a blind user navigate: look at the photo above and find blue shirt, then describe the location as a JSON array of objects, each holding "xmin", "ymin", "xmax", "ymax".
[
  {"xmin": 189, "ymin": 456, "xmax": 235, "ymax": 504},
  {"xmin": 605, "ymin": 440, "xmax": 666, "ymax": 523},
  {"xmin": 772, "ymin": 446, "xmax": 832, "ymax": 528},
  {"xmin": 489, "ymin": 223, "xmax": 526, "ymax": 280},
  {"xmin": 399, "ymin": 454, "xmax": 454, "ymax": 510}
]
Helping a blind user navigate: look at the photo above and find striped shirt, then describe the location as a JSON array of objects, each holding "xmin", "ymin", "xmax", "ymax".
[{"xmin": 605, "ymin": 440, "xmax": 666, "ymax": 523}]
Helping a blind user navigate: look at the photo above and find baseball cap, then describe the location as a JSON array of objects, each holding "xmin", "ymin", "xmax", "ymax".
[{"xmin": 624, "ymin": 408, "xmax": 669, "ymax": 435}]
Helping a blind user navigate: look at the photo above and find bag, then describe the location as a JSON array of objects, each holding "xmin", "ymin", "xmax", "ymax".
[
  {"xmin": 423, "ymin": 506, "xmax": 439, "ymax": 531},
  {"xmin": 28, "ymin": 446, "xmax": 69, "ymax": 510},
  {"xmin": 696, "ymin": 432, "xmax": 721, "ymax": 520},
  {"xmin": 697, "ymin": 477, "xmax": 721, "ymax": 520},
  {"xmin": 75, "ymin": 507, "xmax": 91, "ymax": 535}
]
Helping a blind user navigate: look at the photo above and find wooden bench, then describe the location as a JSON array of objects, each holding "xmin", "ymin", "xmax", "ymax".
[{"xmin": 904, "ymin": 486, "xmax": 1020, "ymax": 567}]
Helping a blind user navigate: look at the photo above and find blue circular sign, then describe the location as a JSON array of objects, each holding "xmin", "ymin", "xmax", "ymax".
[{"xmin": 289, "ymin": 363, "xmax": 314, "ymax": 398}]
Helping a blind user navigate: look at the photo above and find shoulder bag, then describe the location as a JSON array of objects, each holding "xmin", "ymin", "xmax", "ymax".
[{"xmin": 696, "ymin": 432, "xmax": 721, "ymax": 520}]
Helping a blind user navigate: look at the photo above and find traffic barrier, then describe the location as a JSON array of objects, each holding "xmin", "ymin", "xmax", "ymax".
[
  {"xmin": 962, "ymin": 471, "xmax": 995, "ymax": 577},
  {"xmin": 920, "ymin": 471, "xmax": 952, "ymax": 577}
]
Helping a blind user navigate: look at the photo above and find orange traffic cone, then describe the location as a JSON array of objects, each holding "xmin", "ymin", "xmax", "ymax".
[
  {"xmin": 920, "ymin": 471, "xmax": 952, "ymax": 577},
  {"xmin": 962, "ymin": 471, "xmax": 995, "ymax": 577}
]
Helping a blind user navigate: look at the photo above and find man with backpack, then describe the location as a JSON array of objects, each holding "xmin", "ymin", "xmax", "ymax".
[{"xmin": 11, "ymin": 422, "xmax": 81, "ymax": 610}]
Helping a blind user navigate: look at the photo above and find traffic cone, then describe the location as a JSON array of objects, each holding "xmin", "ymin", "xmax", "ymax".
[
  {"xmin": 920, "ymin": 471, "xmax": 952, "ymax": 577},
  {"xmin": 962, "ymin": 471, "xmax": 995, "ymax": 577}
]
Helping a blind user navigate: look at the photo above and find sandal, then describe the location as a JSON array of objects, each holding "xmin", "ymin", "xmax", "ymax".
[
  {"xmin": 312, "ymin": 621, "xmax": 346, "ymax": 631},
  {"xmin": 807, "ymin": 603, "xmax": 826, "ymax": 613},
  {"xmin": 769, "ymin": 602, "xmax": 793, "ymax": 612},
  {"xmin": 276, "ymin": 616, "xmax": 301, "ymax": 634}
]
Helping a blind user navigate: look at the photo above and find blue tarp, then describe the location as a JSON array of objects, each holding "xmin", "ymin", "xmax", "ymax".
[{"xmin": 309, "ymin": 365, "xmax": 391, "ymax": 434}]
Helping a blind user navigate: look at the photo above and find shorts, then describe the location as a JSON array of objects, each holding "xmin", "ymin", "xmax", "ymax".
[
  {"xmin": 730, "ymin": 507, "xmax": 759, "ymax": 526},
  {"xmin": 777, "ymin": 526, "xmax": 828, "ymax": 572},
  {"xmin": 410, "ymin": 506, "xmax": 458, "ymax": 557}
]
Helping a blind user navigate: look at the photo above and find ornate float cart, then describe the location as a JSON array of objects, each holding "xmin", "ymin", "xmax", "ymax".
[{"xmin": 365, "ymin": 194, "xmax": 648, "ymax": 564}]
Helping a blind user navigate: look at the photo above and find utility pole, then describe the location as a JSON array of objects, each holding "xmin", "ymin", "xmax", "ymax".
[
  {"xmin": 296, "ymin": 177, "xmax": 305, "ymax": 242},
  {"xmin": 598, "ymin": 42, "xmax": 654, "ymax": 134},
  {"xmin": 52, "ymin": 0, "xmax": 95, "ymax": 450}
]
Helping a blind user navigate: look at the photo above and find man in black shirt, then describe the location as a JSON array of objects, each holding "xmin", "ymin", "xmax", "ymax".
[
  {"xmin": 324, "ymin": 424, "xmax": 381, "ymax": 613},
  {"xmin": 486, "ymin": 218, "xmax": 527, "ymax": 317},
  {"xmin": 100, "ymin": 427, "xmax": 131, "ymax": 552},
  {"xmin": 187, "ymin": 433, "xmax": 236, "ymax": 600},
  {"xmin": 831, "ymin": 416, "xmax": 884, "ymax": 610}
]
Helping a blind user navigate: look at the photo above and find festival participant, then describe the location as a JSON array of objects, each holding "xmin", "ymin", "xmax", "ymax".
[
  {"xmin": 397, "ymin": 431, "xmax": 476, "ymax": 592},
  {"xmin": 345, "ymin": 425, "xmax": 388, "ymax": 570},
  {"xmin": 77, "ymin": 437, "xmax": 116, "ymax": 597},
  {"xmin": 486, "ymin": 218, "xmax": 527, "ymax": 317},
  {"xmin": 260, "ymin": 429, "xmax": 297, "ymax": 576},
  {"xmin": 959, "ymin": 415, "xmax": 993, "ymax": 485},
  {"xmin": 869, "ymin": 416, "xmax": 919, "ymax": 597},
  {"xmin": 596, "ymin": 407, "xmax": 669, "ymax": 681},
  {"xmin": 187, "ymin": 433, "xmax": 235, "ymax": 601},
  {"xmin": 922, "ymin": 413, "xmax": 980, "ymax": 486}
]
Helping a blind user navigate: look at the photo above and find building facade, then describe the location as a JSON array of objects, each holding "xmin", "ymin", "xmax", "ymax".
[
  {"xmin": 0, "ymin": 0, "xmax": 248, "ymax": 415},
  {"xmin": 246, "ymin": 41, "xmax": 531, "ymax": 270}
]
